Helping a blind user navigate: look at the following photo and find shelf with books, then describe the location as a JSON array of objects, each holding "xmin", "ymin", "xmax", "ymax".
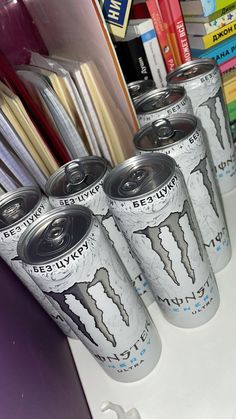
[{"xmin": 182, "ymin": 1, "xmax": 236, "ymax": 142}]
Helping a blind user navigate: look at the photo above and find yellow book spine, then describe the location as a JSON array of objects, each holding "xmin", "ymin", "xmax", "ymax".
[
  {"xmin": 224, "ymin": 83, "xmax": 236, "ymax": 103},
  {"xmin": 202, "ymin": 21, "xmax": 236, "ymax": 49}
]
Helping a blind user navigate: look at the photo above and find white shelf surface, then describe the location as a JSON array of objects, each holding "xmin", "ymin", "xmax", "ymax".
[{"xmin": 69, "ymin": 188, "xmax": 236, "ymax": 419}]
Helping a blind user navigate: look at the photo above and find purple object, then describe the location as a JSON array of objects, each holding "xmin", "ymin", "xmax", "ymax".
[
  {"xmin": 0, "ymin": 257, "xmax": 91, "ymax": 419},
  {"xmin": 0, "ymin": 0, "xmax": 48, "ymax": 65}
]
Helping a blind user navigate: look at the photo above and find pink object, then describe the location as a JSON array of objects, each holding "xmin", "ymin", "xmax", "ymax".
[
  {"xmin": 0, "ymin": 0, "xmax": 47, "ymax": 65},
  {"xmin": 219, "ymin": 57, "xmax": 236, "ymax": 75},
  {"xmin": 146, "ymin": 0, "xmax": 176, "ymax": 72}
]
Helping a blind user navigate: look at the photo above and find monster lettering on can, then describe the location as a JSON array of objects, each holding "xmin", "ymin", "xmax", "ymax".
[
  {"xmin": 128, "ymin": 79, "xmax": 156, "ymax": 105},
  {"xmin": 133, "ymin": 115, "xmax": 232, "ymax": 273},
  {"xmin": 167, "ymin": 58, "xmax": 236, "ymax": 194},
  {"xmin": 103, "ymin": 154, "xmax": 220, "ymax": 328},
  {"xmin": 135, "ymin": 86, "xmax": 193, "ymax": 127},
  {"xmin": 0, "ymin": 187, "xmax": 76, "ymax": 338},
  {"xmin": 45, "ymin": 156, "xmax": 154, "ymax": 307},
  {"xmin": 17, "ymin": 205, "xmax": 161, "ymax": 382}
]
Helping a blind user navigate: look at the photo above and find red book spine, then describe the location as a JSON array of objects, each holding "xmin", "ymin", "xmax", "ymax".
[
  {"xmin": 130, "ymin": 2, "xmax": 150, "ymax": 19},
  {"xmin": 167, "ymin": 0, "xmax": 191, "ymax": 64},
  {"xmin": 146, "ymin": 0, "xmax": 176, "ymax": 72},
  {"xmin": 157, "ymin": 0, "xmax": 182, "ymax": 67}
]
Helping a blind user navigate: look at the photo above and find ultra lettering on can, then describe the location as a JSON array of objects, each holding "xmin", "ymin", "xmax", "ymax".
[
  {"xmin": 128, "ymin": 80, "xmax": 156, "ymax": 105},
  {"xmin": 103, "ymin": 154, "xmax": 220, "ymax": 328},
  {"xmin": 135, "ymin": 86, "xmax": 193, "ymax": 127},
  {"xmin": 45, "ymin": 157, "xmax": 154, "ymax": 307},
  {"xmin": 0, "ymin": 187, "xmax": 77, "ymax": 339},
  {"xmin": 167, "ymin": 58, "xmax": 236, "ymax": 194},
  {"xmin": 134, "ymin": 115, "xmax": 232, "ymax": 273},
  {"xmin": 17, "ymin": 205, "xmax": 162, "ymax": 382}
]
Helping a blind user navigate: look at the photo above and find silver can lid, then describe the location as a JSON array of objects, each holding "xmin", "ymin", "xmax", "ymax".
[
  {"xmin": 103, "ymin": 154, "xmax": 176, "ymax": 200},
  {"xmin": 134, "ymin": 114, "xmax": 197, "ymax": 152},
  {"xmin": 128, "ymin": 80, "xmax": 156, "ymax": 103},
  {"xmin": 135, "ymin": 86, "xmax": 186, "ymax": 115},
  {"xmin": 166, "ymin": 58, "xmax": 216, "ymax": 84},
  {"xmin": 18, "ymin": 205, "xmax": 93, "ymax": 264},
  {"xmin": 0, "ymin": 187, "xmax": 41, "ymax": 230},
  {"xmin": 46, "ymin": 156, "xmax": 109, "ymax": 198}
]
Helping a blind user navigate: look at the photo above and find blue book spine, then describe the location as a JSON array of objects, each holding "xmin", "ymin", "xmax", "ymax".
[{"xmin": 191, "ymin": 35, "xmax": 236, "ymax": 64}]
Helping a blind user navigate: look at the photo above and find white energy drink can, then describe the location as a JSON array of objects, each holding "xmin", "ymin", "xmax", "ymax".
[
  {"xmin": 103, "ymin": 154, "xmax": 220, "ymax": 328},
  {"xmin": 134, "ymin": 115, "xmax": 232, "ymax": 273},
  {"xmin": 45, "ymin": 157, "xmax": 154, "ymax": 307},
  {"xmin": 17, "ymin": 205, "xmax": 162, "ymax": 383},
  {"xmin": 135, "ymin": 86, "xmax": 193, "ymax": 127},
  {"xmin": 167, "ymin": 58, "xmax": 236, "ymax": 194},
  {"xmin": 128, "ymin": 80, "xmax": 156, "ymax": 105},
  {"xmin": 0, "ymin": 187, "xmax": 77, "ymax": 338}
]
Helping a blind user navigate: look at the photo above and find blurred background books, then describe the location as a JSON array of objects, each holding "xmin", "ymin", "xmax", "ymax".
[
  {"xmin": 180, "ymin": 0, "xmax": 236, "ymax": 141},
  {"xmin": 1, "ymin": 0, "xmax": 236, "ymax": 196}
]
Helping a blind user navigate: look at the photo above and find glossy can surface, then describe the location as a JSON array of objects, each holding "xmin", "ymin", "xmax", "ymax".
[
  {"xmin": 135, "ymin": 86, "xmax": 193, "ymax": 127},
  {"xmin": 0, "ymin": 187, "xmax": 76, "ymax": 338},
  {"xmin": 103, "ymin": 154, "xmax": 220, "ymax": 328},
  {"xmin": 18, "ymin": 206, "xmax": 161, "ymax": 382},
  {"xmin": 167, "ymin": 58, "xmax": 236, "ymax": 194},
  {"xmin": 134, "ymin": 115, "xmax": 232, "ymax": 273},
  {"xmin": 45, "ymin": 157, "xmax": 154, "ymax": 307},
  {"xmin": 128, "ymin": 79, "xmax": 156, "ymax": 104}
]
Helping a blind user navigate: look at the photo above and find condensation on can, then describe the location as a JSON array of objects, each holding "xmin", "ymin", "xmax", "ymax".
[
  {"xmin": 135, "ymin": 86, "xmax": 193, "ymax": 127},
  {"xmin": 103, "ymin": 154, "xmax": 220, "ymax": 328},
  {"xmin": 167, "ymin": 58, "xmax": 236, "ymax": 194},
  {"xmin": 0, "ymin": 187, "xmax": 77, "ymax": 339},
  {"xmin": 45, "ymin": 157, "xmax": 154, "ymax": 307},
  {"xmin": 133, "ymin": 115, "xmax": 232, "ymax": 273},
  {"xmin": 17, "ymin": 205, "xmax": 161, "ymax": 383}
]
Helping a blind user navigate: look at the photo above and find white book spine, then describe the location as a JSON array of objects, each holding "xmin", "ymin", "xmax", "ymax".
[{"xmin": 134, "ymin": 20, "xmax": 167, "ymax": 88}]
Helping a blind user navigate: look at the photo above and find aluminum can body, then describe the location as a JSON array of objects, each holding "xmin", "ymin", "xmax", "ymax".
[
  {"xmin": 167, "ymin": 59, "xmax": 236, "ymax": 194},
  {"xmin": 128, "ymin": 80, "xmax": 156, "ymax": 105},
  {"xmin": 45, "ymin": 157, "xmax": 154, "ymax": 307},
  {"xmin": 103, "ymin": 154, "xmax": 220, "ymax": 328},
  {"xmin": 0, "ymin": 187, "xmax": 76, "ymax": 339},
  {"xmin": 135, "ymin": 86, "xmax": 193, "ymax": 127},
  {"xmin": 18, "ymin": 206, "xmax": 161, "ymax": 383},
  {"xmin": 134, "ymin": 115, "xmax": 232, "ymax": 273}
]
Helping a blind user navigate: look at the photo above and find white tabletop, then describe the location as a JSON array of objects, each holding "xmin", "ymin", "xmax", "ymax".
[{"xmin": 69, "ymin": 187, "xmax": 236, "ymax": 419}]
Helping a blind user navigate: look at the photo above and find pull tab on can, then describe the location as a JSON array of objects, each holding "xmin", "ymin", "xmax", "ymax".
[
  {"xmin": 151, "ymin": 119, "xmax": 174, "ymax": 146},
  {"xmin": 38, "ymin": 217, "xmax": 70, "ymax": 256},
  {"xmin": 129, "ymin": 84, "xmax": 141, "ymax": 95},
  {"xmin": 183, "ymin": 66, "xmax": 199, "ymax": 78},
  {"xmin": 153, "ymin": 91, "xmax": 170, "ymax": 109},
  {"xmin": 119, "ymin": 169, "xmax": 148, "ymax": 196},
  {"xmin": 64, "ymin": 161, "xmax": 86, "ymax": 194},
  {"xmin": 0, "ymin": 199, "xmax": 25, "ymax": 226}
]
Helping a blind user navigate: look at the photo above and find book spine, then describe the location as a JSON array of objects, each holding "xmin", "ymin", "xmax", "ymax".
[
  {"xmin": 100, "ymin": 0, "xmax": 133, "ymax": 38},
  {"xmin": 183, "ymin": 2, "xmax": 236, "ymax": 22},
  {"xmin": 220, "ymin": 56, "xmax": 236, "ymax": 75},
  {"xmin": 191, "ymin": 37, "xmax": 236, "ymax": 65},
  {"xmin": 140, "ymin": 25, "xmax": 167, "ymax": 87},
  {"xmin": 146, "ymin": 0, "xmax": 176, "ymax": 71},
  {"xmin": 158, "ymin": 0, "xmax": 182, "ymax": 66},
  {"xmin": 223, "ymin": 81, "xmax": 236, "ymax": 103},
  {"xmin": 181, "ymin": 0, "xmax": 234, "ymax": 17},
  {"xmin": 205, "ymin": 11, "xmax": 236, "ymax": 34},
  {"xmin": 115, "ymin": 37, "xmax": 153, "ymax": 82},
  {"xmin": 199, "ymin": 21, "xmax": 236, "ymax": 49},
  {"xmin": 167, "ymin": 0, "xmax": 191, "ymax": 63}
]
